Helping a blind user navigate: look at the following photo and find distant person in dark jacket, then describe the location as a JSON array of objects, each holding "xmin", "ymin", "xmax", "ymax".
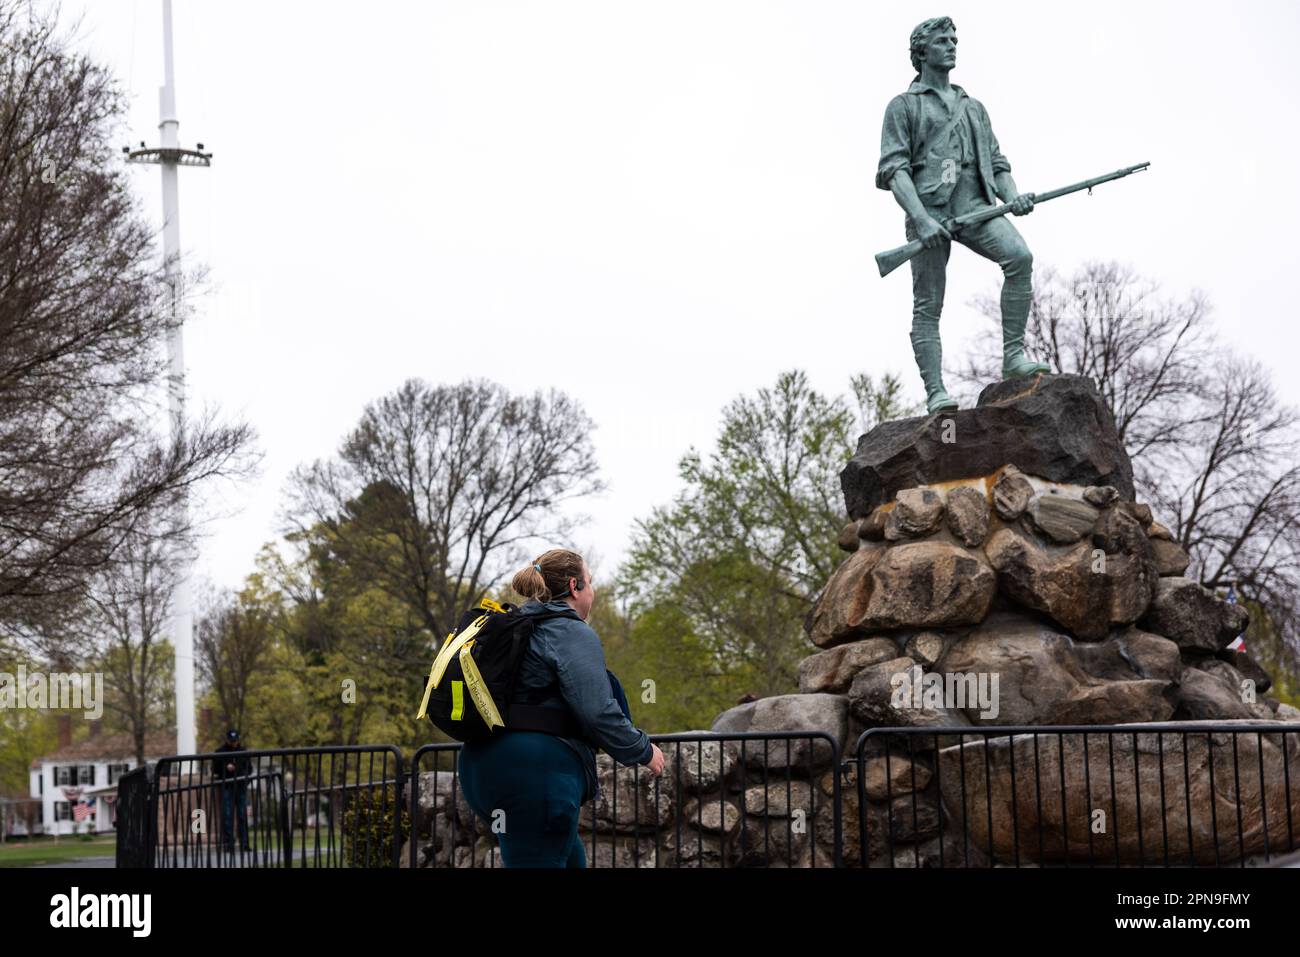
[
  {"xmin": 458, "ymin": 548, "xmax": 665, "ymax": 867},
  {"xmin": 212, "ymin": 728, "xmax": 251, "ymax": 851}
]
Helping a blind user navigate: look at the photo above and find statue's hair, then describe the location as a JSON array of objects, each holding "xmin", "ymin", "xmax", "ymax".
[{"xmin": 909, "ymin": 16, "xmax": 956, "ymax": 76}]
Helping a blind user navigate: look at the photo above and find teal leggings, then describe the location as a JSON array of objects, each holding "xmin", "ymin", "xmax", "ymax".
[{"xmin": 458, "ymin": 731, "xmax": 587, "ymax": 868}]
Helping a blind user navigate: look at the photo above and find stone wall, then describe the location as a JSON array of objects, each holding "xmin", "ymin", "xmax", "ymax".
[{"xmin": 405, "ymin": 722, "xmax": 846, "ymax": 869}]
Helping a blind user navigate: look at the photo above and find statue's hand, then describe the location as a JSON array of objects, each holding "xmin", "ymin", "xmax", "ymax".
[
  {"xmin": 1009, "ymin": 192, "xmax": 1035, "ymax": 216},
  {"xmin": 916, "ymin": 214, "xmax": 951, "ymax": 249}
]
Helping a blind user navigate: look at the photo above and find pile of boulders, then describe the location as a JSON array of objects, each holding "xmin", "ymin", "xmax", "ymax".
[
  {"xmin": 806, "ymin": 465, "xmax": 1278, "ymax": 728},
  {"xmin": 743, "ymin": 374, "xmax": 1299, "ymax": 866}
]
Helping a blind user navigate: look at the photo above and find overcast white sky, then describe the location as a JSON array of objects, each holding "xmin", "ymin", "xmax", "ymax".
[{"xmin": 63, "ymin": 0, "xmax": 1299, "ymax": 594}]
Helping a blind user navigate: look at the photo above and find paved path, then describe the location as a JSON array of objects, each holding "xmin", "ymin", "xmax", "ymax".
[
  {"xmin": 38, "ymin": 855, "xmax": 116, "ymax": 868},
  {"xmin": 36, "ymin": 845, "xmax": 331, "ymax": 868}
]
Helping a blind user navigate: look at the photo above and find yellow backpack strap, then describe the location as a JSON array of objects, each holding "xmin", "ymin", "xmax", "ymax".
[
  {"xmin": 416, "ymin": 615, "xmax": 489, "ymax": 719},
  {"xmin": 416, "ymin": 629, "xmax": 457, "ymax": 719},
  {"xmin": 459, "ymin": 640, "xmax": 504, "ymax": 730},
  {"xmin": 429, "ymin": 614, "xmax": 489, "ymax": 688}
]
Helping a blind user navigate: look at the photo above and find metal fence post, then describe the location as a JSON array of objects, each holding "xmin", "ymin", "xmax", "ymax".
[{"xmin": 113, "ymin": 763, "xmax": 156, "ymax": 868}]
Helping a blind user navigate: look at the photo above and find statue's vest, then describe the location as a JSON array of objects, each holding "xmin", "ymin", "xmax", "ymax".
[{"xmin": 901, "ymin": 85, "xmax": 1001, "ymax": 209}]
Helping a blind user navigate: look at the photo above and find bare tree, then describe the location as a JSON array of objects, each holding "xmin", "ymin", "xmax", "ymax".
[
  {"xmin": 1151, "ymin": 358, "xmax": 1300, "ymax": 618},
  {"xmin": 58, "ymin": 510, "xmax": 183, "ymax": 765},
  {"xmin": 0, "ymin": 1, "xmax": 257, "ymax": 632},
  {"xmin": 956, "ymin": 260, "xmax": 1300, "ymax": 687},
  {"xmin": 283, "ymin": 378, "xmax": 605, "ymax": 639},
  {"xmin": 955, "ymin": 261, "xmax": 1213, "ymax": 461},
  {"xmin": 196, "ymin": 588, "xmax": 276, "ymax": 746}
]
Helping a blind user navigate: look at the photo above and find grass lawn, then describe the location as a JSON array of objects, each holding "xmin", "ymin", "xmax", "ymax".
[{"xmin": 0, "ymin": 835, "xmax": 117, "ymax": 867}]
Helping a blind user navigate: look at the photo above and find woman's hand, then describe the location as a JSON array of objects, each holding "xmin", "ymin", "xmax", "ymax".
[{"xmin": 645, "ymin": 744, "xmax": 665, "ymax": 776}]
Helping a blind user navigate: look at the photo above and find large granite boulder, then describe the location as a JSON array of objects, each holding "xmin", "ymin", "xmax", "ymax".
[
  {"xmin": 710, "ymin": 693, "xmax": 846, "ymax": 770},
  {"xmin": 884, "ymin": 488, "xmax": 945, "ymax": 540},
  {"xmin": 841, "ymin": 374, "xmax": 1135, "ymax": 518},
  {"xmin": 1171, "ymin": 667, "xmax": 1272, "ymax": 721},
  {"xmin": 945, "ymin": 485, "xmax": 991, "ymax": 546},
  {"xmin": 984, "ymin": 525, "xmax": 1157, "ymax": 640},
  {"xmin": 846, "ymin": 656, "xmax": 974, "ymax": 732},
  {"xmin": 936, "ymin": 723, "xmax": 1300, "ymax": 865},
  {"xmin": 805, "ymin": 541, "xmax": 996, "ymax": 647},
  {"xmin": 938, "ymin": 612, "xmax": 1174, "ymax": 725},
  {"xmin": 1140, "ymin": 577, "xmax": 1251, "ymax": 653},
  {"xmin": 797, "ymin": 637, "xmax": 900, "ymax": 694}
]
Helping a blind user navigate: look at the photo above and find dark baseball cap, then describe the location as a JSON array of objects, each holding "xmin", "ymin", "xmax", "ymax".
[{"xmin": 226, "ymin": 729, "xmax": 240, "ymax": 742}]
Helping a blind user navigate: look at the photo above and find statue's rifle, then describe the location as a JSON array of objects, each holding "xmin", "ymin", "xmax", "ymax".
[{"xmin": 875, "ymin": 162, "xmax": 1151, "ymax": 278}]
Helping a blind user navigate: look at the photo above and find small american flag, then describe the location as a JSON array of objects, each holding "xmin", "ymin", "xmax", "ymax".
[{"xmin": 60, "ymin": 787, "xmax": 89, "ymax": 823}]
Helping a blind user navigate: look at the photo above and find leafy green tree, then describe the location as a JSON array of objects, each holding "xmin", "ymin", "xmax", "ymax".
[
  {"xmin": 0, "ymin": 648, "xmax": 58, "ymax": 800},
  {"xmin": 618, "ymin": 370, "xmax": 918, "ymax": 705},
  {"xmin": 585, "ymin": 582, "xmax": 726, "ymax": 733},
  {"xmin": 216, "ymin": 538, "xmax": 437, "ymax": 752},
  {"xmin": 1242, "ymin": 601, "xmax": 1300, "ymax": 709}
]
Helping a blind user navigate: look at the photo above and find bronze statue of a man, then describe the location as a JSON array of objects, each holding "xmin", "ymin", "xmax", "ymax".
[{"xmin": 877, "ymin": 16, "xmax": 1051, "ymax": 413}]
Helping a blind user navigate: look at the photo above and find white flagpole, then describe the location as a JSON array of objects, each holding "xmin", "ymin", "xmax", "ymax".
[{"xmin": 125, "ymin": 0, "xmax": 212, "ymax": 756}]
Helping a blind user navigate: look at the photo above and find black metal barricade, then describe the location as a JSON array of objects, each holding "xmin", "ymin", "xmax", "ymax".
[
  {"xmin": 116, "ymin": 723, "xmax": 1300, "ymax": 868},
  {"xmin": 850, "ymin": 723, "xmax": 1300, "ymax": 868},
  {"xmin": 407, "ymin": 731, "xmax": 843, "ymax": 868},
  {"xmin": 141, "ymin": 746, "xmax": 405, "ymax": 868},
  {"xmin": 114, "ymin": 764, "xmax": 154, "ymax": 868}
]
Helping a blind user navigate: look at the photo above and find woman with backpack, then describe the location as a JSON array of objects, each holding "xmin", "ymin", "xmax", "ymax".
[{"xmin": 457, "ymin": 548, "xmax": 666, "ymax": 867}]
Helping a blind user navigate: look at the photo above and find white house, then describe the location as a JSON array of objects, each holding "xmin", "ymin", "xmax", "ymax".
[{"xmin": 27, "ymin": 720, "xmax": 177, "ymax": 837}]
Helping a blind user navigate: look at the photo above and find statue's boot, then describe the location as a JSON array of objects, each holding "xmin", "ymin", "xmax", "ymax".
[
  {"xmin": 1001, "ymin": 307, "xmax": 1051, "ymax": 379},
  {"xmin": 912, "ymin": 336, "xmax": 959, "ymax": 414}
]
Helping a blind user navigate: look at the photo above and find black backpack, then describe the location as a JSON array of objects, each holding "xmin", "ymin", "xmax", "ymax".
[{"xmin": 416, "ymin": 598, "xmax": 587, "ymax": 744}]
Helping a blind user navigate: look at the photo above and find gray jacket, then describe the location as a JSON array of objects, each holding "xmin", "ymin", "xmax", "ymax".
[{"xmin": 512, "ymin": 598, "xmax": 652, "ymax": 803}]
